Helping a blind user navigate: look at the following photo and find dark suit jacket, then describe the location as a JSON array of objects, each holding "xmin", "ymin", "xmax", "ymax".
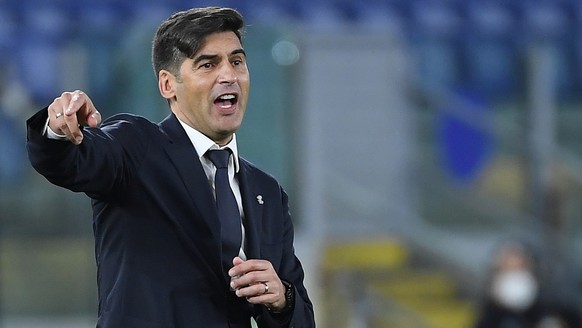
[{"xmin": 26, "ymin": 109, "xmax": 315, "ymax": 328}]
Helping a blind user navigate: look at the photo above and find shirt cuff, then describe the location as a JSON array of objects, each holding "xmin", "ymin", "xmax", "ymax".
[{"xmin": 43, "ymin": 117, "xmax": 67, "ymax": 140}]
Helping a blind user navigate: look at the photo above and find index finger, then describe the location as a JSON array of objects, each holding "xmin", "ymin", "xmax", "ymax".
[{"xmin": 63, "ymin": 90, "xmax": 87, "ymax": 144}]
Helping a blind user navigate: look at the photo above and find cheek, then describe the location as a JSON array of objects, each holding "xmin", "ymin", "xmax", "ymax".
[
  {"xmin": 240, "ymin": 76, "xmax": 250, "ymax": 89},
  {"xmin": 239, "ymin": 82, "xmax": 250, "ymax": 103},
  {"xmin": 189, "ymin": 89, "xmax": 212, "ymax": 111}
]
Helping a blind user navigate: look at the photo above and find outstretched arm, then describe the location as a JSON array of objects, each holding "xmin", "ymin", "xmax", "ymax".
[{"xmin": 27, "ymin": 91, "xmax": 149, "ymax": 198}]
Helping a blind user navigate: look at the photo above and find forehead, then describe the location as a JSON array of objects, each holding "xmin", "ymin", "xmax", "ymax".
[
  {"xmin": 197, "ymin": 31, "xmax": 243, "ymax": 54},
  {"xmin": 495, "ymin": 247, "xmax": 531, "ymax": 270}
]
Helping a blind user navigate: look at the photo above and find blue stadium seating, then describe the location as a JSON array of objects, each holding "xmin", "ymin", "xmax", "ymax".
[{"xmin": 2, "ymin": 0, "xmax": 581, "ymax": 104}]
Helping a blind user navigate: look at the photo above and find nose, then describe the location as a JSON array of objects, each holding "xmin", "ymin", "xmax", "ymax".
[{"xmin": 218, "ymin": 63, "xmax": 238, "ymax": 85}]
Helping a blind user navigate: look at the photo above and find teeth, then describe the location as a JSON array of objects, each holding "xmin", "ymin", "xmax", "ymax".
[{"xmin": 219, "ymin": 94, "xmax": 236, "ymax": 100}]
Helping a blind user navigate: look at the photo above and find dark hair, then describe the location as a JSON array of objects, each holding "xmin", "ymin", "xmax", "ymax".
[{"xmin": 151, "ymin": 7, "xmax": 244, "ymax": 79}]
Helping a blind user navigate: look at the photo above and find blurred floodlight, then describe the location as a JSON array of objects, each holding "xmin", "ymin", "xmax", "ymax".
[{"xmin": 271, "ymin": 40, "xmax": 300, "ymax": 66}]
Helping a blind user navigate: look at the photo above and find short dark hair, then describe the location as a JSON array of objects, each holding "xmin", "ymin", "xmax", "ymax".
[{"xmin": 152, "ymin": 7, "xmax": 245, "ymax": 79}]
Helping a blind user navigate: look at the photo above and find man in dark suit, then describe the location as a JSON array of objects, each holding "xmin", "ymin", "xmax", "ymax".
[{"xmin": 26, "ymin": 7, "xmax": 315, "ymax": 328}]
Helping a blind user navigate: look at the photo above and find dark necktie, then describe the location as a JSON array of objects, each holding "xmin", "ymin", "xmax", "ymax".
[{"xmin": 205, "ymin": 149, "xmax": 242, "ymax": 279}]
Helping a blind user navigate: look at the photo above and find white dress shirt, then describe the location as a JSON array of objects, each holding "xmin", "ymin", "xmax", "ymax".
[{"xmin": 176, "ymin": 119, "xmax": 247, "ymax": 261}]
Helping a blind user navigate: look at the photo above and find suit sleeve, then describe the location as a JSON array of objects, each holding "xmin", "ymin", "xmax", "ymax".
[
  {"xmin": 26, "ymin": 107, "xmax": 150, "ymax": 199},
  {"xmin": 255, "ymin": 188, "xmax": 315, "ymax": 328}
]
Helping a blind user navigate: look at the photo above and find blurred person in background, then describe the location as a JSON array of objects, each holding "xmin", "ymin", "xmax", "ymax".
[
  {"xmin": 474, "ymin": 240, "xmax": 544, "ymax": 328},
  {"xmin": 25, "ymin": 7, "xmax": 314, "ymax": 328},
  {"xmin": 473, "ymin": 240, "xmax": 579, "ymax": 328}
]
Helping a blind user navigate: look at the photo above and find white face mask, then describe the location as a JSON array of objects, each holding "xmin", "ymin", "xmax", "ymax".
[{"xmin": 491, "ymin": 270, "xmax": 539, "ymax": 311}]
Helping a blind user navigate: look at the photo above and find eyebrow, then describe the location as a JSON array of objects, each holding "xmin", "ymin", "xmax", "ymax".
[
  {"xmin": 231, "ymin": 48, "xmax": 246, "ymax": 57},
  {"xmin": 193, "ymin": 48, "xmax": 246, "ymax": 65}
]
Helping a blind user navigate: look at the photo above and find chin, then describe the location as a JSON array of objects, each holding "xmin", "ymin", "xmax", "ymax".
[{"xmin": 221, "ymin": 121, "xmax": 242, "ymax": 133}]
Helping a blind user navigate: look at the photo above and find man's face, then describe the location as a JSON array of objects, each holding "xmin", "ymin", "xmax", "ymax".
[{"xmin": 168, "ymin": 31, "xmax": 250, "ymax": 145}]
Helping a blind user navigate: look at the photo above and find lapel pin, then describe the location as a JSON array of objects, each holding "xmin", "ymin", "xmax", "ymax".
[{"xmin": 256, "ymin": 195, "xmax": 264, "ymax": 205}]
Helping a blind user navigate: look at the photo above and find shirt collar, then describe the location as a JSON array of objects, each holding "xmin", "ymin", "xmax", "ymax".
[{"xmin": 176, "ymin": 118, "xmax": 240, "ymax": 173}]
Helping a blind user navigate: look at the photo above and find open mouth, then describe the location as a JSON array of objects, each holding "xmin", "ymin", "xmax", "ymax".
[{"xmin": 214, "ymin": 93, "xmax": 238, "ymax": 109}]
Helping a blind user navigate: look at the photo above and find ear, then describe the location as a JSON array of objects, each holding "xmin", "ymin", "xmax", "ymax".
[{"xmin": 158, "ymin": 70, "xmax": 177, "ymax": 100}]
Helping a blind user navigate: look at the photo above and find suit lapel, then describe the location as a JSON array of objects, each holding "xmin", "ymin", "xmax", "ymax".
[
  {"xmin": 158, "ymin": 115, "xmax": 223, "ymax": 281},
  {"xmin": 158, "ymin": 114, "xmax": 264, "ymax": 267},
  {"xmin": 238, "ymin": 160, "xmax": 263, "ymax": 260}
]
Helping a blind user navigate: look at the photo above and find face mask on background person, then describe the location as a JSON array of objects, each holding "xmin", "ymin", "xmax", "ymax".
[{"xmin": 491, "ymin": 269, "xmax": 539, "ymax": 311}]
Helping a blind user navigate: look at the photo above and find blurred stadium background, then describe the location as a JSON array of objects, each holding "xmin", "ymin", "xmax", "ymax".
[{"xmin": 1, "ymin": 0, "xmax": 582, "ymax": 327}]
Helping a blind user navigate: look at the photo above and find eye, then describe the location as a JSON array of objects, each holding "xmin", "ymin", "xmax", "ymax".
[
  {"xmin": 232, "ymin": 58, "xmax": 246, "ymax": 67},
  {"xmin": 199, "ymin": 62, "xmax": 214, "ymax": 69}
]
